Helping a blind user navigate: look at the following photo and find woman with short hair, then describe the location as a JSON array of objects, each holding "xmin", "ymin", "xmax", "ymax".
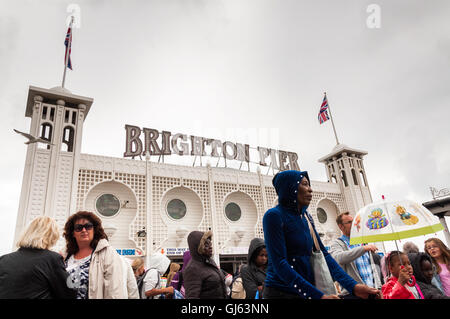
[
  {"xmin": 0, "ymin": 216, "xmax": 76, "ymax": 299},
  {"xmin": 63, "ymin": 211, "xmax": 126, "ymax": 299}
]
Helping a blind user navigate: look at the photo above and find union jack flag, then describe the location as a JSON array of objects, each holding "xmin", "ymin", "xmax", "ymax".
[
  {"xmin": 318, "ymin": 94, "xmax": 330, "ymax": 124},
  {"xmin": 64, "ymin": 26, "xmax": 73, "ymax": 70}
]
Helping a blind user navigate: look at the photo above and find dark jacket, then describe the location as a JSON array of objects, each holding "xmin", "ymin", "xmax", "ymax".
[
  {"xmin": 183, "ymin": 231, "xmax": 227, "ymax": 299},
  {"xmin": 0, "ymin": 248, "xmax": 76, "ymax": 299},
  {"xmin": 263, "ymin": 170, "xmax": 357, "ymax": 299},
  {"xmin": 241, "ymin": 238, "xmax": 267, "ymax": 299},
  {"xmin": 408, "ymin": 252, "xmax": 450, "ymax": 299}
]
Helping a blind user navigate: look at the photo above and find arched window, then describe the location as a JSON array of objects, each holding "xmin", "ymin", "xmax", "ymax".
[
  {"xmin": 341, "ymin": 170, "xmax": 348, "ymax": 187},
  {"xmin": 360, "ymin": 171, "xmax": 368, "ymax": 187},
  {"xmin": 61, "ymin": 126, "xmax": 75, "ymax": 152},
  {"xmin": 40, "ymin": 123, "xmax": 52, "ymax": 141},
  {"xmin": 39, "ymin": 123, "xmax": 53, "ymax": 150},
  {"xmin": 351, "ymin": 169, "xmax": 358, "ymax": 185}
]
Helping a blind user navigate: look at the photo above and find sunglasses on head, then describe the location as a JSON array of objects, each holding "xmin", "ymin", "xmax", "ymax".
[{"xmin": 74, "ymin": 222, "xmax": 94, "ymax": 232}]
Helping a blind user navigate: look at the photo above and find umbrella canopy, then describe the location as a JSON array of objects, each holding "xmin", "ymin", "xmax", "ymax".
[{"xmin": 349, "ymin": 199, "xmax": 444, "ymax": 245}]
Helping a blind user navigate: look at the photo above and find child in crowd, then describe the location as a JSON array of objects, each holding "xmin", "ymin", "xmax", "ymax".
[
  {"xmin": 408, "ymin": 252, "xmax": 450, "ymax": 299},
  {"xmin": 382, "ymin": 251, "xmax": 424, "ymax": 299},
  {"xmin": 424, "ymin": 238, "xmax": 450, "ymax": 296}
]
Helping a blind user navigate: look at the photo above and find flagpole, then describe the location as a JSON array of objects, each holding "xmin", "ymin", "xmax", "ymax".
[
  {"xmin": 324, "ymin": 92, "xmax": 340, "ymax": 145},
  {"xmin": 62, "ymin": 16, "xmax": 74, "ymax": 89}
]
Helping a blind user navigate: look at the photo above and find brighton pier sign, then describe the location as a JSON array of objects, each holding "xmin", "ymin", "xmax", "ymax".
[{"xmin": 123, "ymin": 125, "xmax": 300, "ymax": 171}]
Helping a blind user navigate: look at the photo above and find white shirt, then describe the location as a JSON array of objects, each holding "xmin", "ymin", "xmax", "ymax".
[{"xmin": 142, "ymin": 268, "xmax": 162, "ymax": 299}]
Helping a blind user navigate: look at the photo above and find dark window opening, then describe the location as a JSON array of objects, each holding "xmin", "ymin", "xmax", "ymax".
[
  {"xmin": 341, "ymin": 171, "xmax": 348, "ymax": 187},
  {"xmin": 42, "ymin": 106, "xmax": 47, "ymax": 120},
  {"xmin": 49, "ymin": 107, "xmax": 55, "ymax": 121},
  {"xmin": 360, "ymin": 171, "xmax": 367, "ymax": 187},
  {"xmin": 71, "ymin": 111, "xmax": 77, "ymax": 125},
  {"xmin": 351, "ymin": 169, "xmax": 358, "ymax": 186},
  {"xmin": 39, "ymin": 123, "xmax": 53, "ymax": 150},
  {"xmin": 61, "ymin": 126, "xmax": 75, "ymax": 152}
]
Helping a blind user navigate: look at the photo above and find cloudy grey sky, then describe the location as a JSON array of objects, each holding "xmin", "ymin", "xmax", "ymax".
[{"xmin": 1, "ymin": 0, "xmax": 449, "ymax": 255}]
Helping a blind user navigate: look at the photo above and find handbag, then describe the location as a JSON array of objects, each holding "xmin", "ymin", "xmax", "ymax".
[
  {"xmin": 172, "ymin": 288, "xmax": 185, "ymax": 299},
  {"xmin": 305, "ymin": 215, "xmax": 337, "ymax": 295}
]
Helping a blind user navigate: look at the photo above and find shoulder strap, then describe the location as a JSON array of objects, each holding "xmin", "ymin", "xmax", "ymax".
[
  {"xmin": 305, "ymin": 214, "xmax": 320, "ymax": 252},
  {"xmin": 177, "ymin": 271, "xmax": 183, "ymax": 290}
]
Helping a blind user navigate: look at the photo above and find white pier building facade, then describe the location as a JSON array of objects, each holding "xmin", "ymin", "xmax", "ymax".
[{"xmin": 13, "ymin": 85, "xmax": 374, "ymax": 272}]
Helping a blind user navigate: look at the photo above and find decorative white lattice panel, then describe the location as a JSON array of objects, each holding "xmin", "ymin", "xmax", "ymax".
[
  {"xmin": 54, "ymin": 154, "xmax": 74, "ymax": 230},
  {"xmin": 151, "ymin": 176, "xmax": 211, "ymax": 253},
  {"xmin": 151, "ymin": 176, "xmax": 178, "ymax": 251},
  {"xmin": 214, "ymin": 182, "xmax": 265, "ymax": 249},
  {"xmin": 265, "ymin": 186, "xmax": 278, "ymax": 210},
  {"xmin": 115, "ymin": 172, "xmax": 146, "ymax": 252},
  {"xmin": 239, "ymin": 184, "xmax": 264, "ymax": 239},
  {"xmin": 309, "ymin": 191, "xmax": 347, "ymax": 238},
  {"xmin": 27, "ymin": 151, "xmax": 50, "ymax": 224},
  {"xmin": 76, "ymin": 169, "xmax": 113, "ymax": 212},
  {"xmin": 182, "ymin": 178, "xmax": 211, "ymax": 233}
]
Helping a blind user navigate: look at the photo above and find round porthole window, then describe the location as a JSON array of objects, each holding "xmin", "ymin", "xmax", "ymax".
[
  {"xmin": 167, "ymin": 199, "xmax": 187, "ymax": 220},
  {"xmin": 96, "ymin": 194, "xmax": 120, "ymax": 217},
  {"xmin": 225, "ymin": 202, "xmax": 241, "ymax": 222},
  {"xmin": 317, "ymin": 207, "xmax": 327, "ymax": 224}
]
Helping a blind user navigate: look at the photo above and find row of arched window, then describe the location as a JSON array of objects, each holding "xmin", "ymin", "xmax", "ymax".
[
  {"xmin": 38, "ymin": 122, "xmax": 75, "ymax": 152},
  {"xmin": 331, "ymin": 169, "xmax": 367, "ymax": 188}
]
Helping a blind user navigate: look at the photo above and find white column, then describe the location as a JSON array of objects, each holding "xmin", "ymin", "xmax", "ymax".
[
  {"xmin": 44, "ymin": 100, "xmax": 66, "ymax": 218},
  {"xmin": 13, "ymin": 96, "xmax": 43, "ymax": 249},
  {"xmin": 438, "ymin": 214, "xmax": 450, "ymax": 247},
  {"xmin": 206, "ymin": 163, "xmax": 220, "ymax": 266},
  {"xmin": 257, "ymin": 167, "xmax": 268, "ymax": 238},
  {"xmin": 69, "ymin": 104, "xmax": 86, "ymax": 215},
  {"xmin": 145, "ymin": 152, "xmax": 153, "ymax": 267}
]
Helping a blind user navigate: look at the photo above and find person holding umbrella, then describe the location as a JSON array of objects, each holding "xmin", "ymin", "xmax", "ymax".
[{"xmin": 329, "ymin": 212, "xmax": 383, "ymax": 298}]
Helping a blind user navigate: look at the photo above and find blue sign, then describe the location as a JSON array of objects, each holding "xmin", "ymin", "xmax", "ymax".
[{"xmin": 116, "ymin": 249, "xmax": 136, "ymax": 256}]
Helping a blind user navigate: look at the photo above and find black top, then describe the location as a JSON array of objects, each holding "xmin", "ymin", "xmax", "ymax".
[{"xmin": 0, "ymin": 247, "xmax": 76, "ymax": 299}]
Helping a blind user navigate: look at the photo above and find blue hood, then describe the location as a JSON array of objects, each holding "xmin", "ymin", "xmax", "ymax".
[{"xmin": 272, "ymin": 170, "xmax": 310, "ymax": 214}]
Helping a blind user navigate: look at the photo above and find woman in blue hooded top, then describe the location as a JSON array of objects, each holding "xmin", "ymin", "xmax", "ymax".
[{"xmin": 262, "ymin": 170, "xmax": 381, "ymax": 299}]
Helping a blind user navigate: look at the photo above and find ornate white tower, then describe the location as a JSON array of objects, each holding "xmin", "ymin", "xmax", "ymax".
[
  {"xmin": 13, "ymin": 86, "xmax": 93, "ymax": 249},
  {"xmin": 318, "ymin": 143, "xmax": 373, "ymax": 215}
]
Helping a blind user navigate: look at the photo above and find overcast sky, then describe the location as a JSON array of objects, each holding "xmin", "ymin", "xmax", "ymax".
[{"xmin": 1, "ymin": 0, "xmax": 449, "ymax": 255}]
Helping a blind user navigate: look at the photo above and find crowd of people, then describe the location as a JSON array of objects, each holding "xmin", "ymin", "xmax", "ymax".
[{"xmin": 0, "ymin": 169, "xmax": 449, "ymax": 300}]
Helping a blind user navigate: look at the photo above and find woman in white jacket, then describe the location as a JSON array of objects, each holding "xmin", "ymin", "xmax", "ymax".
[
  {"xmin": 120, "ymin": 256, "xmax": 139, "ymax": 299},
  {"xmin": 63, "ymin": 211, "xmax": 126, "ymax": 299}
]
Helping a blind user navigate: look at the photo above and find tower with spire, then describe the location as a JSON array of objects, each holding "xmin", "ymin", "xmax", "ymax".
[
  {"xmin": 13, "ymin": 86, "xmax": 93, "ymax": 249},
  {"xmin": 318, "ymin": 143, "xmax": 373, "ymax": 215}
]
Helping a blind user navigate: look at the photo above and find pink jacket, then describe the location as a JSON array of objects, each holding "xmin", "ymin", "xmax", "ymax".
[{"xmin": 382, "ymin": 276, "xmax": 424, "ymax": 299}]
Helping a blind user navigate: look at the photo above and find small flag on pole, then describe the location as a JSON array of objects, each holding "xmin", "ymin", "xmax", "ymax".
[
  {"xmin": 318, "ymin": 93, "xmax": 330, "ymax": 124},
  {"xmin": 64, "ymin": 25, "xmax": 73, "ymax": 70}
]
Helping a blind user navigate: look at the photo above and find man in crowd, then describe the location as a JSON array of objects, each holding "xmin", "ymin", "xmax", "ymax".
[{"xmin": 329, "ymin": 212, "xmax": 383, "ymax": 298}]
